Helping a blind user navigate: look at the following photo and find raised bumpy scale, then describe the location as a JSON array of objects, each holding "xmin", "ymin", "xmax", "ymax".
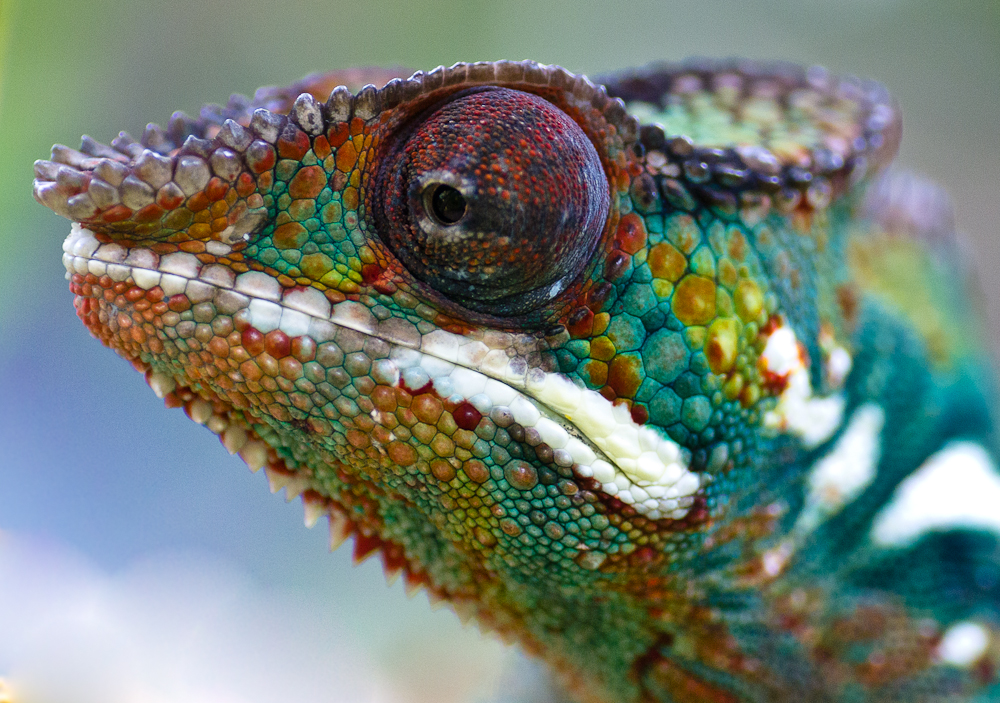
[{"xmin": 33, "ymin": 60, "xmax": 1000, "ymax": 702}]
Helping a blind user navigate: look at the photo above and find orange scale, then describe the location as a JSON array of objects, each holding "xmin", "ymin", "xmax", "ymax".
[
  {"xmin": 240, "ymin": 361, "xmax": 263, "ymax": 382},
  {"xmin": 186, "ymin": 192, "xmax": 211, "ymax": 212},
  {"xmin": 346, "ymin": 430, "xmax": 370, "ymax": 449},
  {"xmin": 327, "ymin": 122, "xmax": 350, "ymax": 148},
  {"xmin": 616, "ymin": 213, "xmax": 648, "ymax": 255},
  {"xmin": 210, "ymin": 199, "xmax": 230, "ymax": 218},
  {"xmin": 354, "ymin": 415, "xmax": 377, "ymax": 433},
  {"xmin": 273, "ymin": 222, "xmax": 308, "ymax": 250},
  {"xmin": 235, "ymin": 172, "xmax": 256, "ymax": 197},
  {"xmin": 207, "ymin": 336, "xmax": 230, "ymax": 358},
  {"xmin": 279, "ymin": 130, "xmax": 311, "ymax": 161},
  {"xmin": 289, "ymin": 165, "xmax": 326, "ymax": 199},
  {"xmin": 372, "ymin": 278, "xmax": 397, "ymax": 296},
  {"xmin": 167, "ymin": 295, "xmax": 191, "ymax": 313},
  {"xmin": 191, "ymin": 212, "xmax": 212, "ymax": 228},
  {"xmin": 371, "ymin": 386, "xmax": 397, "ymax": 412},
  {"xmin": 241, "ymin": 328, "xmax": 265, "ymax": 355},
  {"xmin": 156, "ymin": 188, "xmax": 184, "ymax": 210},
  {"xmin": 313, "ymin": 135, "xmax": 331, "ymax": 160},
  {"xmin": 342, "ymin": 187, "xmax": 358, "ymax": 211},
  {"xmin": 279, "ymin": 357, "xmax": 303, "ymax": 380},
  {"xmin": 204, "ymin": 178, "xmax": 229, "ymax": 202},
  {"xmin": 258, "ymin": 353, "xmax": 280, "ymax": 377},
  {"xmin": 100, "ymin": 205, "xmax": 133, "ymax": 223},
  {"xmin": 247, "ymin": 144, "xmax": 277, "ymax": 174},
  {"xmin": 336, "ymin": 141, "xmax": 358, "ymax": 172},
  {"xmin": 229, "ymin": 345, "xmax": 250, "ymax": 364},
  {"xmin": 229, "ymin": 392, "xmax": 252, "ymax": 410}
]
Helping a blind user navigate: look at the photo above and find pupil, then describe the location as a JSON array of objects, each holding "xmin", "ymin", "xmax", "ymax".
[{"xmin": 428, "ymin": 185, "xmax": 467, "ymax": 225}]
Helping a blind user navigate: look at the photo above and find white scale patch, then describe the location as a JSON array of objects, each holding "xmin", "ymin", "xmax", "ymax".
[
  {"xmin": 794, "ymin": 403, "xmax": 885, "ymax": 535},
  {"xmin": 760, "ymin": 322, "xmax": 845, "ymax": 448},
  {"xmin": 63, "ymin": 225, "xmax": 700, "ymax": 520},
  {"xmin": 761, "ymin": 403, "xmax": 883, "ymax": 578},
  {"xmin": 871, "ymin": 442, "xmax": 1000, "ymax": 546},
  {"xmin": 937, "ymin": 621, "xmax": 991, "ymax": 668}
]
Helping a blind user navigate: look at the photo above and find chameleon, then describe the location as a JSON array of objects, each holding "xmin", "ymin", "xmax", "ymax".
[{"xmin": 32, "ymin": 59, "xmax": 1000, "ymax": 702}]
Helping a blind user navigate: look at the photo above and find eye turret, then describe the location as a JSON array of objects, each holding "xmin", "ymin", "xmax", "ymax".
[{"xmin": 372, "ymin": 87, "xmax": 609, "ymax": 316}]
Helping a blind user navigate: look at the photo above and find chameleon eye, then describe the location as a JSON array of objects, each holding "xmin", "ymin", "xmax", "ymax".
[{"xmin": 373, "ymin": 86, "xmax": 610, "ymax": 317}]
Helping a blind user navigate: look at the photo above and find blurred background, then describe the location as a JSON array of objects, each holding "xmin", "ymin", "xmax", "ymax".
[{"xmin": 0, "ymin": 0, "xmax": 997, "ymax": 701}]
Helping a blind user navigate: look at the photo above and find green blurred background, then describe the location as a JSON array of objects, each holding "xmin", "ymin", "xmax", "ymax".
[{"xmin": 0, "ymin": 0, "xmax": 997, "ymax": 701}]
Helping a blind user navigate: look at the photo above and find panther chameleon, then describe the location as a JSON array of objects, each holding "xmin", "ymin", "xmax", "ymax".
[{"xmin": 32, "ymin": 60, "xmax": 1000, "ymax": 702}]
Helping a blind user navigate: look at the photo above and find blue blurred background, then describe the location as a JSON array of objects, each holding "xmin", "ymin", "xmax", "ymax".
[{"xmin": 0, "ymin": 0, "xmax": 997, "ymax": 700}]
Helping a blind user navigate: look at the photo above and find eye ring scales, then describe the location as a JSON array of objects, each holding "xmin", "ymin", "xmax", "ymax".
[{"xmin": 373, "ymin": 86, "xmax": 610, "ymax": 317}]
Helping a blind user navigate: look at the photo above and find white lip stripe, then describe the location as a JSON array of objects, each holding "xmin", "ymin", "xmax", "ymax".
[
  {"xmin": 872, "ymin": 442, "xmax": 1000, "ymax": 546},
  {"xmin": 63, "ymin": 224, "xmax": 701, "ymax": 520}
]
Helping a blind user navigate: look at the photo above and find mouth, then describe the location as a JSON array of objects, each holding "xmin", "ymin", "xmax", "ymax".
[{"xmin": 62, "ymin": 222, "xmax": 704, "ymax": 521}]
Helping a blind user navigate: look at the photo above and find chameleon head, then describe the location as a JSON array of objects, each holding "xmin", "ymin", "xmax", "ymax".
[{"xmin": 35, "ymin": 61, "xmax": 903, "ymax": 700}]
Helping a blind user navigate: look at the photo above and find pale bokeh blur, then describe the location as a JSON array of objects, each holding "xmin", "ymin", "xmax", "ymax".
[{"xmin": 0, "ymin": 0, "xmax": 997, "ymax": 701}]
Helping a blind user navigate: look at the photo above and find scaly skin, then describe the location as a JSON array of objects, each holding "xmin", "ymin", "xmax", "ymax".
[{"xmin": 34, "ymin": 60, "xmax": 1000, "ymax": 702}]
